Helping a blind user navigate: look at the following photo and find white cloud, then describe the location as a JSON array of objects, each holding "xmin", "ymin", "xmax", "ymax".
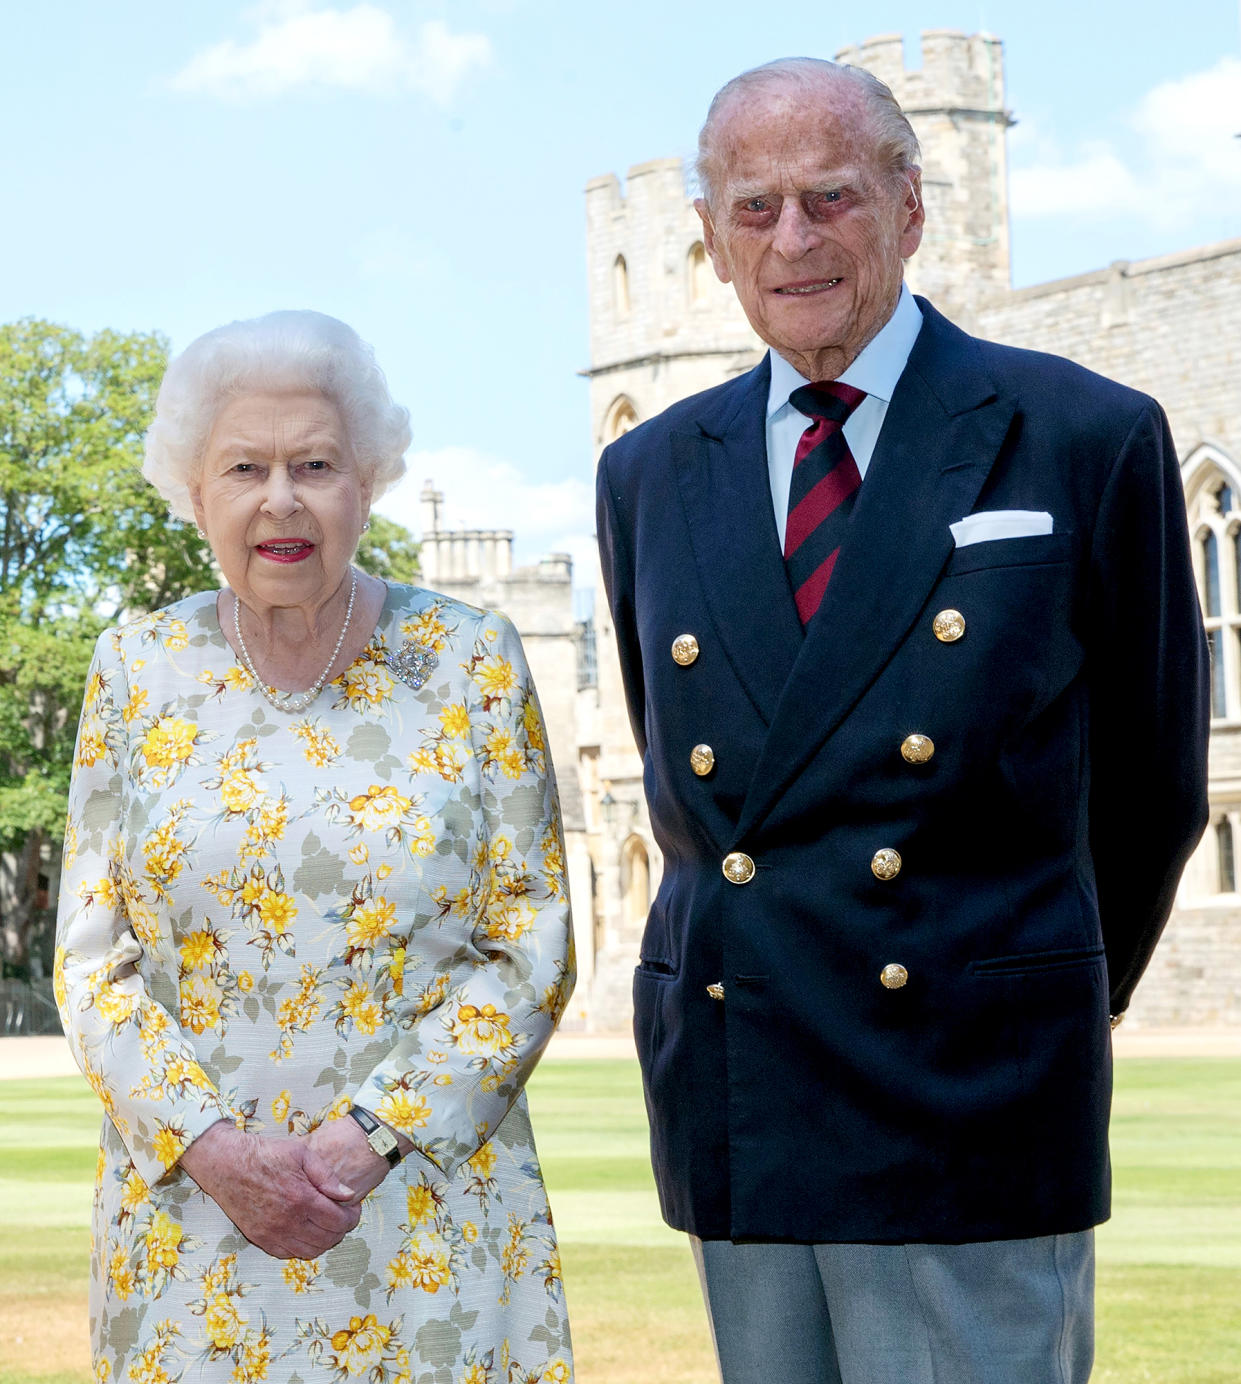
[
  {"xmin": 375, "ymin": 446, "xmax": 597, "ymax": 585},
  {"xmin": 169, "ymin": 4, "xmax": 491, "ymax": 105},
  {"xmin": 1010, "ymin": 57, "xmax": 1241, "ymax": 234}
]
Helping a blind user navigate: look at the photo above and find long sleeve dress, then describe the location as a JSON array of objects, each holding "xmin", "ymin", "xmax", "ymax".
[{"xmin": 54, "ymin": 583, "xmax": 575, "ymax": 1384}]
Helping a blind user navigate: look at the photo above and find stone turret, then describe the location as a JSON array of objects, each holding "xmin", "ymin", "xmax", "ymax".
[{"xmin": 836, "ymin": 30, "xmax": 1014, "ymax": 323}]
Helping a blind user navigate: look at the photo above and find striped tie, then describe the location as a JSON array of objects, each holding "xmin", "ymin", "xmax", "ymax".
[{"xmin": 784, "ymin": 381, "xmax": 866, "ymax": 625}]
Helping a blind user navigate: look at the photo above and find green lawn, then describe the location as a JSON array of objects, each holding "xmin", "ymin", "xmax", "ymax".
[{"xmin": 1, "ymin": 1059, "xmax": 1238, "ymax": 1382}]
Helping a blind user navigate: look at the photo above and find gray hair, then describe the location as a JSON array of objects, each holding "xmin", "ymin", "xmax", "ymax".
[
  {"xmin": 143, "ymin": 309, "xmax": 411, "ymax": 522},
  {"xmin": 696, "ymin": 57, "xmax": 922, "ymax": 206}
]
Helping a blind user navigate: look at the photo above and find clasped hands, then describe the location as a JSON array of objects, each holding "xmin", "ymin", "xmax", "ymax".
[{"xmin": 179, "ymin": 1113, "xmax": 409, "ymax": 1259}]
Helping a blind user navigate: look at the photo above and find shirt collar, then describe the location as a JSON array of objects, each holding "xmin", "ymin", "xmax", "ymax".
[{"xmin": 766, "ymin": 283, "xmax": 924, "ymax": 419}]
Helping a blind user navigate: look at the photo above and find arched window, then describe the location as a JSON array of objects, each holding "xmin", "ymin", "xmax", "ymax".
[
  {"xmin": 1184, "ymin": 448, "xmax": 1241, "ymax": 721},
  {"xmin": 688, "ymin": 241, "xmax": 711, "ymax": 304},
  {"xmin": 602, "ymin": 395, "xmax": 639, "ymax": 444},
  {"xmin": 623, "ymin": 836, "xmax": 650, "ymax": 928},
  {"xmin": 613, "ymin": 254, "xmax": 630, "ymax": 317},
  {"xmin": 1217, "ymin": 818, "xmax": 1236, "ymax": 893}
]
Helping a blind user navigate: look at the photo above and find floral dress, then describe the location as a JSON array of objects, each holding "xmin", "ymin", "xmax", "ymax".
[{"xmin": 55, "ymin": 584, "xmax": 575, "ymax": 1384}]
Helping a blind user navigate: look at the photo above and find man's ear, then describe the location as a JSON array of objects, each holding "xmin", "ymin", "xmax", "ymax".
[
  {"xmin": 899, "ymin": 169, "xmax": 925, "ymax": 260},
  {"xmin": 694, "ymin": 198, "xmax": 733, "ymax": 285}
]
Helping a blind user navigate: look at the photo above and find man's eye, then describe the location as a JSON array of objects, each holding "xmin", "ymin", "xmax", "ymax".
[
  {"xmin": 746, "ymin": 198, "xmax": 769, "ymax": 213},
  {"xmin": 805, "ymin": 190, "xmax": 844, "ymax": 219},
  {"xmin": 303, "ymin": 459, "xmax": 328, "ymax": 472}
]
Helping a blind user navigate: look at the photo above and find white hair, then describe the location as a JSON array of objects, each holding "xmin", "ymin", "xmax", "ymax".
[
  {"xmin": 143, "ymin": 309, "xmax": 411, "ymax": 522},
  {"xmin": 696, "ymin": 57, "xmax": 922, "ymax": 207}
]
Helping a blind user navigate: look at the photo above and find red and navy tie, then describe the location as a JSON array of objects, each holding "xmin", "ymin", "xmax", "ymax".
[{"xmin": 784, "ymin": 381, "xmax": 866, "ymax": 625}]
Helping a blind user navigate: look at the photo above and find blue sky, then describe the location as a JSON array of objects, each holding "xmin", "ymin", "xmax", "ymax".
[{"xmin": 3, "ymin": 1, "xmax": 1240, "ymax": 583}]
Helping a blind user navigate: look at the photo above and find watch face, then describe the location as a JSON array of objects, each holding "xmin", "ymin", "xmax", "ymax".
[{"xmin": 369, "ymin": 1127, "xmax": 399, "ymax": 1156}]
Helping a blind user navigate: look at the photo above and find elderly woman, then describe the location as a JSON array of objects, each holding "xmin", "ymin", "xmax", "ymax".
[{"xmin": 55, "ymin": 310, "xmax": 575, "ymax": 1384}]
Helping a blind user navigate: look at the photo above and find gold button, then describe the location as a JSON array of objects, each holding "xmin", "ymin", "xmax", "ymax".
[
  {"xmin": 871, "ymin": 848, "xmax": 902, "ymax": 880},
  {"xmin": 671, "ymin": 634, "xmax": 700, "ymax": 666},
  {"xmin": 722, "ymin": 851, "xmax": 755, "ymax": 884},
  {"xmin": 901, "ymin": 734, "xmax": 935, "ymax": 765},
  {"xmin": 706, "ymin": 982, "xmax": 725, "ymax": 1001},
  {"xmin": 933, "ymin": 609, "xmax": 965, "ymax": 642},
  {"xmin": 690, "ymin": 744, "xmax": 715, "ymax": 776},
  {"xmin": 880, "ymin": 963, "xmax": 909, "ymax": 990}
]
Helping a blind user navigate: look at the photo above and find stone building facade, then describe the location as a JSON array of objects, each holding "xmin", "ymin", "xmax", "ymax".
[{"xmin": 433, "ymin": 30, "xmax": 1241, "ymax": 1028}]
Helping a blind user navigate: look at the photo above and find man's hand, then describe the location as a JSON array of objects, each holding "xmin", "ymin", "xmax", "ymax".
[
  {"xmin": 179, "ymin": 1119, "xmax": 361, "ymax": 1259},
  {"xmin": 306, "ymin": 1113, "xmax": 411, "ymax": 1207}
]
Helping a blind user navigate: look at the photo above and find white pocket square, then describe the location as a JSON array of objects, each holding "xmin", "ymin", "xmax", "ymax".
[{"xmin": 950, "ymin": 510, "xmax": 1054, "ymax": 547}]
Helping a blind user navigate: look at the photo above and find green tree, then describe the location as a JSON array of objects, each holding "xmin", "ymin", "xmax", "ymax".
[
  {"xmin": 355, "ymin": 512, "xmax": 420, "ymax": 585},
  {"xmin": 0, "ymin": 319, "xmax": 214, "ymax": 971}
]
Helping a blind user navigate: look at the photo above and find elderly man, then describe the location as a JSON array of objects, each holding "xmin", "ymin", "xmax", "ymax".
[{"xmin": 595, "ymin": 57, "xmax": 1209, "ymax": 1384}]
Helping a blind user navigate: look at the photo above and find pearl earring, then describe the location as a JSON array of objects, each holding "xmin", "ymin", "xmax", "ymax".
[
  {"xmin": 196, "ymin": 528, "xmax": 206, "ymax": 540},
  {"xmin": 361, "ymin": 519, "xmax": 371, "ymax": 532}
]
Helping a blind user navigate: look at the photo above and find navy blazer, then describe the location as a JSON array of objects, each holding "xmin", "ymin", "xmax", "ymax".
[{"xmin": 596, "ymin": 299, "xmax": 1210, "ymax": 1243}]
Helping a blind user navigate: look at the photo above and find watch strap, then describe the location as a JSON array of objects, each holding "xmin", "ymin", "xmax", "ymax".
[{"xmin": 346, "ymin": 1105, "xmax": 401, "ymax": 1166}]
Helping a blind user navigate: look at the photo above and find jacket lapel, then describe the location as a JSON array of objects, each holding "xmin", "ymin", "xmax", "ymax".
[
  {"xmin": 734, "ymin": 302, "xmax": 1017, "ymax": 840},
  {"xmin": 672, "ymin": 357, "xmax": 804, "ymax": 725}
]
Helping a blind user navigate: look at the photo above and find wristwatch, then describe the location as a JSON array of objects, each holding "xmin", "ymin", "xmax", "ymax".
[{"xmin": 347, "ymin": 1105, "xmax": 402, "ymax": 1167}]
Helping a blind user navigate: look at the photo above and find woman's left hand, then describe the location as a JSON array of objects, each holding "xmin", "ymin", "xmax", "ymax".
[{"xmin": 306, "ymin": 1115, "xmax": 411, "ymax": 1205}]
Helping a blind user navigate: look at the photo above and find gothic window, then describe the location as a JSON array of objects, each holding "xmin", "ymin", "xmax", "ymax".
[
  {"xmin": 602, "ymin": 395, "xmax": 639, "ymax": 444},
  {"xmin": 1185, "ymin": 452, "xmax": 1241, "ymax": 721},
  {"xmin": 1217, "ymin": 818, "xmax": 1236, "ymax": 893},
  {"xmin": 623, "ymin": 836, "xmax": 651, "ymax": 927},
  {"xmin": 613, "ymin": 254, "xmax": 630, "ymax": 317},
  {"xmin": 688, "ymin": 241, "xmax": 711, "ymax": 304}
]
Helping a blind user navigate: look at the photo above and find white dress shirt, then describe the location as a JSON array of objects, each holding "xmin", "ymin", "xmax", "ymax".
[{"xmin": 766, "ymin": 284, "xmax": 923, "ymax": 550}]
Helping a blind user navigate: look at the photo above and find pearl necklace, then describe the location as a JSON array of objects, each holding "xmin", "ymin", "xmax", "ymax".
[{"xmin": 232, "ymin": 569, "xmax": 358, "ymax": 713}]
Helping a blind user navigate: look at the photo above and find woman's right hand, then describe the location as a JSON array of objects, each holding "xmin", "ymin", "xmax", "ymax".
[{"xmin": 179, "ymin": 1119, "xmax": 361, "ymax": 1259}]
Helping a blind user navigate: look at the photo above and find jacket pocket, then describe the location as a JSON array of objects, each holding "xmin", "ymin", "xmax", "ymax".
[
  {"xmin": 945, "ymin": 530, "xmax": 1073, "ymax": 576},
  {"xmin": 970, "ymin": 944, "xmax": 1105, "ymax": 978}
]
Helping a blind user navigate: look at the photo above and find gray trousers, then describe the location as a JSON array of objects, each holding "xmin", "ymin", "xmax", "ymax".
[{"xmin": 691, "ymin": 1230, "xmax": 1095, "ymax": 1384}]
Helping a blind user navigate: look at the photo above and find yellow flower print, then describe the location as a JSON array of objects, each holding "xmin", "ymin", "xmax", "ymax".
[
  {"xmin": 460, "ymin": 1366, "xmax": 488, "ymax": 1384},
  {"xmin": 348, "ymin": 842, "xmax": 369, "ymax": 866},
  {"xmin": 141, "ymin": 716, "xmax": 198, "ymax": 775},
  {"xmin": 220, "ymin": 768, "xmax": 264, "ymax": 815},
  {"xmin": 347, "ymin": 896, "xmax": 396, "ymax": 949},
  {"xmin": 485, "ymin": 728, "xmax": 514, "ymax": 761},
  {"xmin": 403, "ymin": 608, "xmax": 450, "ymax": 651},
  {"xmin": 75, "ymin": 712, "xmax": 109, "ymax": 767},
  {"xmin": 340, "ymin": 662, "xmax": 395, "ymax": 711},
  {"xmin": 180, "ymin": 973, "xmax": 223, "ymax": 1034},
  {"xmin": 340, "ymin": 981, "xmax": 382, "ymax": 1035},
  {"xmin": 449, "ymin": 1003, "xmax": 513, "ymax": 1057},
  {"xmin": 162, "ymin": 618, "xmax": 189, "ymax": 652},
  {"xmin": 272, "ymin": 1091, "xmax": 291, "ymax": 1123},
  {"xmin": 473, "ymin": 654, "xmax": 516, "ymax": 700},
  {"xmin": 123, "ymin": 688, "xmax": 150, "ymax": 724},
  {"xmin": 291, "ymin": 717, "xmax": 341, "ymax": 766},
  {"xmin": 376, "ymin": 1089, "xmax": 431, "ymax": 1136},
  {"xmin": 152, "ymin": 1124, "xmax": 187, "ymax": 1170},
  {"xmin": 490, "ymin": 835, "xmax": 512, "ymax": 861},
  {"xmin": 144, "ymin": 1210, "xmax": 183, "ymax": 1272},
  {"xmin": 179, "ymin": 929, "xmax": 219, "ymax": 971},
  {"xmin": 522, "ymin": 696, "xmax": 546, "ymax": 752},
  {"xmin": 405, "ymin": 1182, "xmax": 436, "ymax": 1226},
  {"xmin": 329, "ymin": 1314, "xmax": 392, "ymax": 1374},
  {"xmin": 223, "ymin": 665, "xmax": 253, "ymax": 692},
  {"xmin": 407, "ymin": 746, "xmax": 438, "ymax": 776},
  {"xmin": 402, "ymin": 1237, "xmax": 452, "ymax": 1293},
  {"xmin": 282, "ymin": 1257, "xmax": 319, "ymax": 1293},
  {"xmin": 347, "ymin": 785, "xmax": 412, "ymax": 832},
  {"xmin": 414, "ymin": 973, "xmax": 452, "ymax": 1015},
  {"xmin": 204, "ymin": 1291, "xmax": 245, "ymax": 1350},
  {"xmin": 389, "ymin": 945, "xmax": 406, "ymax": 996},
  {"xmin": 461, "ymin": 1221, "xmax": 478, "ymax": 1244},
  {"xmin": 439, "ymin": 703, "xmax": 470, "ymax": 738},
  {"xmin": 543, "ymin": 1362, "xmax": 571, "ymax": 1384},
  {"xmin": 257, "ymin": 891, "xmax": 297, "ymax": 935},
  {"xmin": 108, "ymin": 1244, "xmax": 135, "ymax": 1301},
  {"xmin": 236, "ymin": 970, "xmax": 254, "ymax": 993},
  {"xmin": 411, "ymin": 815, "xmax": 435, "ymax": 858},
  {"xmin": 481, "ymin": 896, "xmax": 536, "ymax": 944},
  {"xmin": 468, "ymin": 1142, "xmax": 497, "ymax": 1181},
  {"xmin": 94, "ymin": 979, "xmax": 139, "ymax": 1027},
  {"xmin": 235, "ymin": 1330, "xmax": 272, "ymax": 1383},
  {"xmin": 499, "ymin": 748, "xmax": 525, "ymax": 780}
]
